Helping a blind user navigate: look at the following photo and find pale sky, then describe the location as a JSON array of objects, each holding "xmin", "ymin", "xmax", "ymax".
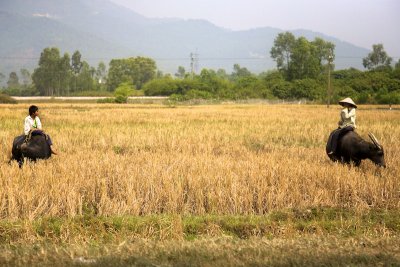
[{"xmin": 110, "ymin": 0, "xmax": 400, "ymax": 60}]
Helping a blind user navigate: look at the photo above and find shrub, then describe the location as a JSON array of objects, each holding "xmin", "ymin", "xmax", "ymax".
[
  {"xmin": 2, "ymin": 86, "xmax": 39, "ymax": 96},
  {"xmin": 376, "ymin": 90, "xmax": 400, "ymax": 104},
  {"xmin": 185, "ymin": 89, "xmax": 213, "ymax": 100},
  {"xmin": 291, "ymin": 79, "xmax": 323, "ymax": 100},
  {"xmin": 169, "ymin": 94, "xmax": 187, "ymax": 101},
  {"xmin": 355, "ymin": 92, "xmax": 375, "ymax": 104},
  {"xmin": 114, "ymin": 82, "xmax": 134, "ymax": 103},
  {"xmin": 114, "ymin": 95, "xmax": 128, "ymax": 103},
  {"xmin": 0, "ymin": 94, "xmax": 17, "ymax": 104},
  {"xmin": 97, "ymin": 97, "xmax": 115, "ymax": 103},
  {"xmin": 143, "ymin": 78, "xmax": 179, "ymax": 96},
  {"xmin": 271, "ymin": 81, "xmax": 292, "ymax": 99}
]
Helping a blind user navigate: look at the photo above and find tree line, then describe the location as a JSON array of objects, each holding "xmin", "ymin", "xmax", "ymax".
[{"xmin": 1, "ymin": 32, "xmax": 400, "ymax": 104}]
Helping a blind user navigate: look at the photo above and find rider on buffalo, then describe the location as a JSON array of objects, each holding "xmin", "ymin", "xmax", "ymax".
[
  {"xmin": 326, "ymin": 98, "xmax": 385, "ymax": 167},
  {"xmin": 328, "ymin": 97, "xmax": 357, "ymax": 155},
  {"xmin": 22, "ymin": 105, "xmax": 58, "ymax": 155}
]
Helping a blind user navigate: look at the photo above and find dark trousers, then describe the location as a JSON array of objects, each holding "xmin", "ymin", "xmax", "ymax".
[{"xmin": 330, "ymin": 126, "xmax": 354, "ymax": 153}]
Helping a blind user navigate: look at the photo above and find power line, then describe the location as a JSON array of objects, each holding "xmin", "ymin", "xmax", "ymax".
[{"xmin": 1, "ymin": 56, "xmax": 399, "ymax": 61}]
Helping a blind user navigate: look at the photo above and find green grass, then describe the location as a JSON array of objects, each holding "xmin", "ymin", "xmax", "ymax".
[
  {"xmin": 0, "ymin": 236, "xmax": 399, "ymax": 266},
  {"xmin": 0, "ymin": 208, "xmax": 399, "ymax": 244},
  {"xmin": 0, "ymin": 205, "xmax": 399, "ymax": 266}
]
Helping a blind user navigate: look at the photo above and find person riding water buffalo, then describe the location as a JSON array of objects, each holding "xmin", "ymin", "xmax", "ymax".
[
  {"xmin": 21, "ymin": 105, "xmax": 58, "ymax": 155},
  {"xmin": 328, "ymin": 97, "xmax": 357, "ymax": 155}
]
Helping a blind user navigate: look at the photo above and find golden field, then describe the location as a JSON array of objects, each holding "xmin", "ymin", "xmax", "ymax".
[
  {"xmin": 1, "ymin": 103, "xmax": 399, "ymax": 220},
  {"xmin": 0, "ymin": 102, "xmax": 399, "ymax": 266}
]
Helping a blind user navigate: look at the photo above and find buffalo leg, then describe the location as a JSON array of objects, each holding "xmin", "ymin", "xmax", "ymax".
[
  {"xmin": 353, "ymin": 160, "xmax": 361, "ymax": 167},
  {"xmin": 342, "ymin": 156, "xmax": 351, "ymax": 165}
]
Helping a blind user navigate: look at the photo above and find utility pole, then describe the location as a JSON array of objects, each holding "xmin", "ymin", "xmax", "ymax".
[
  {"xmin": 190, "ymin": 53, "xmax": 194, "ymax": 78},
  {"xmin": 190, "ymin": 52, "xmax": 199, "ymax": 78},
  {"xmin": 327, "ymin": 54, "xmax": 333, "ymax": 108}
]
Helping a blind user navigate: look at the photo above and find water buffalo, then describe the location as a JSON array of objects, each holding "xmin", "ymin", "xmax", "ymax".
[
  {"xmin": 326, "ymin": 131, "xmax": 385, "ymax": 167},
  {"xmin": 11, "ymin": 134, "xmax": 52, "ymax": 167}
]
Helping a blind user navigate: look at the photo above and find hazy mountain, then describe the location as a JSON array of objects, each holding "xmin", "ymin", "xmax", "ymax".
[
  {"xmin": 0, "ymin": 11, "xmax": 133, "ymax": 74},
  {"xmin": 0, "ymin": 0, "xmax": 370, "ymax": 76}
]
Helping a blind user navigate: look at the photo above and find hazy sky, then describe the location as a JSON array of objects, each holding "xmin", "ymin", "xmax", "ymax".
[{"xmin": 110, "ymin": 0, "xmax": 400, "ymax": 59}]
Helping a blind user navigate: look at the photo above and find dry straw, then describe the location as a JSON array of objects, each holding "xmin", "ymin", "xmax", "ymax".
[{"xmin": 0, "ymin": 104, "xmax": 399, "ymax": 220}]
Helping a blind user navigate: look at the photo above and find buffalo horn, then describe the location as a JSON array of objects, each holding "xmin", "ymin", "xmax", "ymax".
[{"xmin": 368, "ymin": 133, "xmax": 382, "ymax": 149}]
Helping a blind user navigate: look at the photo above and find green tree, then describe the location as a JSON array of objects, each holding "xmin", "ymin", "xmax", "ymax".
[
  {"xmin": 312, "ymin": 37, "xmax": 335, "ymax": 74},
  {"xmin": 216, "ymin": 68, "xmax": 228, "ymax": 79},
  {"xmin": 271, "ymin": 33, "xmax": 335, "ymax": 81},
  {"xmin": 362, "ymin": 44, "xmax": 392, "ymax": 70},
  {"xmin": 290, "ymin": 37, "xmax": 320, "ymax": 80},
  {"xmin": 198, "ymin": 69, "xmax": 220, "ymax": 94},
  {"xmin": 7, "ymin": 72, "xmax": 19, "ymax": 88},
  {"xmin": 130, "ymin": 57, "xmax": 157, "ymax": 89},
  {"xmin": 59, "ymin": 53, "xmax": 72, "ymax": 95},
  {"xmin": 396, "ymin": 59, "xmax": 400, "ymax": 69},
  {"xmin": 70, "ymin": 53, "xmax": 96, "ymax": 94},
  {"xmin": 262, "ymin": 70, "xmax": 285, "ymax": 87},
  {"xmin": 32, "ymin": 47, "xmax": 71, "ymax": 96},
  {"xmin": 95, "ymin": 61, "xmax": 107, "ymax": 84},
  {"xmin": 0, "ymin": 72, "xmax": 5, "ymax": 87},
  {"xmin": 75, "ymin": 61, "xmax": 95, "ymax": 92},
  {"xmin": 270, "ymin": 32, "xmax": 296, "ymax": 79},
  {"xmin": 393, "ymin": 59, "xmax": 400, "ymax": 79},
  {"xmin": 290, "ymin": 37, "xmax": 335, "ymax": 80},
  {"xmin": 20, "ymin": 69, "xmax": 32, "ymax": 86},
  {"xmin": 71, "ymin": 50, "xmax": 83, "ymax": 75},
  {"xmin": 231, "ymin": 64, "xmax": 252, "ymax": 80},
  {"xmin": 196, "ymin": 69, "xmax": 232, "ymax": 98},
  {"xmin": 156, "ymin": 70, "xmax": 164, "ymax": 79},
  {"xmin": 107, "ymin": 59, "xmax": 131, "ymax": 91},
  {"xmin": 107, "ymin": 57, "xmax": 157, "ymax": 91},
  {"xmin": 175, "ymin": 66, "xmax": 186, "ymax": 79}
]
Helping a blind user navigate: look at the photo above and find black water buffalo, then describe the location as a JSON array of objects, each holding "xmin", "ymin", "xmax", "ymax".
[
  {"xmin": 326, "ymin": 131, "xmax": 385, "ymax": 167},
  {"xmin": 11, "ymin": 134, "xmax": 52, "ymax": 167}
]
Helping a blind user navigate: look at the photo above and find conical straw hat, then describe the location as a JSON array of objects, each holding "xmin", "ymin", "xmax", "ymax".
[{"xmin": 339, "ymin": 97, "xmax": 357, "ymax": 108}]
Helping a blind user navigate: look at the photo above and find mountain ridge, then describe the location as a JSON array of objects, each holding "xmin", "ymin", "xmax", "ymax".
[{"xmin": 0, "ymin": 0, "xmax": 370, "ymax": 75}]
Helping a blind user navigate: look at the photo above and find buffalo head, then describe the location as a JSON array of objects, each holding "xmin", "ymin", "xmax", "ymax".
[{"xmin": 368, "ymin": 133, "xmax": 386, "ymax": 168}]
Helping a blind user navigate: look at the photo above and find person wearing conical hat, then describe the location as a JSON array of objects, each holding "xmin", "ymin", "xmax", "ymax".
[
  {"xmin": 338, "ymin": 97, "xmax": 357, "ymax": 129},
  {"xmin": 328, "ymin": 97, "xmax": 357, "ymax": 155}
]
